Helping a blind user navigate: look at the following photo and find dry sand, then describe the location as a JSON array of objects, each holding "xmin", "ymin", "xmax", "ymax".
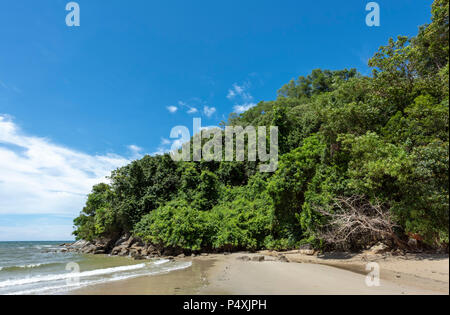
[
  {"xmin": 69, "ymin": 252, "xmax": 448, "ymax": 295},
  {"xmin": 266, "ymin": 250, "xmax": 449, "ymax": 294}
]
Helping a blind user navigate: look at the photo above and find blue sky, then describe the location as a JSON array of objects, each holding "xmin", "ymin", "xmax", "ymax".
[{"xmin": 0, "ymin": 0, "xmax": 433, "ymax": 241}]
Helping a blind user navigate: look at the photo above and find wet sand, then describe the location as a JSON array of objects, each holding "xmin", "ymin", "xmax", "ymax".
[
  {"xmin": 69, "ymin": 259, "xmax": 217, "ymax": 295},
  {"xmin": 69, "ymin": 252, "xmax": 448, "ymax": 295}
]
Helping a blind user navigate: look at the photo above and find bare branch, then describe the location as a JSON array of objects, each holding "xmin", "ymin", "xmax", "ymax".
[{"xmin": 314, "ymin": 196, "xmax": 405, "ymax": 250}]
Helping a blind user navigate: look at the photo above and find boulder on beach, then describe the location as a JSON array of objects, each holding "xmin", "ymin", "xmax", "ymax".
[
  {"xmin": 236, "ymin": 256, "xmax": 251, "ymax": 261},
  {"xmin": 252, "ymin": 255, "xmax": 265, "ymax": 262}
]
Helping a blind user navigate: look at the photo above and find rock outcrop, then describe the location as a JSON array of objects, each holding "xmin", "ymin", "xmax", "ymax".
[
  {"xmin": 65, "ymin": 237, "xmax": 120, "ymax": 255},
  {"xmin": 65, "ymin": 235, "xmax": 166, "ymax": 260}
]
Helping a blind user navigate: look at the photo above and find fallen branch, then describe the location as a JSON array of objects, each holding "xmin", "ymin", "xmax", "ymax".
[{"xmin": 314, "ymin": 196, "xmax": 406, "ymax": 250}]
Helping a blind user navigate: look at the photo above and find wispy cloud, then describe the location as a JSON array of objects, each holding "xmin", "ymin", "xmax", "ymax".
[
  {"xmin": 227, "ymin": 83, "xmax": 253, "ymax": 102},
  {"xmin": 187, "ymin": 107, "xmax": 198, "ymax": 114},
  {"xmin": 203, "ymin": 106, "xmax": 216, "ymax": 118},
  {"xmin": 227, "ymin": 81, "xmax": 256, "ymax": 114},
  {"xmin": 127, "ymin": 144, "xmax": 144, "ymax": 160},
  {"xmin": 178, "ymin": 101, "xmax": 198, "ymax": 114},
  {"xmin": 233, "ymin": 103, "xmax": 256, "ymax": 114},
  {"xmin": 152, "ymin": 137, "xmax": 184, "ymax": 156},
  {"xmin": 167, "ymin": 105, "xmax": 178, "ymax": 113},
  {"xmin": 0, "ymin": 79, "xmax": 22, "ymax": 94},
  {"xmin": 161, "ymin": 138, "xmax": 171, "ymax": 146},
  {"xmin": 176, "ymin": 99, "xmax": 217, "ymax": 117},
  {"xmin": 0, "ymin": 114, "xmax": 136, "ymax": 216}
]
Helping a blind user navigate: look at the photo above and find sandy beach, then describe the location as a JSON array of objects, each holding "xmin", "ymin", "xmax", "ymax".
[{"xmin": 69, "ymin": 252, "xmax": 449, "ymax": 295}]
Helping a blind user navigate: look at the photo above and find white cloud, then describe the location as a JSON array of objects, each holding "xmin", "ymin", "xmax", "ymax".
[
  {"xmin": 128, "ymin": 144, "xmax": 142, "ymax": 151},
  {"xmin": 152, "ymin": 137, "xmax": 184, "ymax": 156},
  {"xmin": 233, "ymin": 103, "xmax": 257, "ymax": 114},
  {"xmin": 187, "ymin": 107, "xmax": 198, "ymax": 114},
  {"xmin": 203, "ymin": 106, "xmax": 216, "ymax": 118},
  {"xmin": 0, "ymin": 115, "xmax": 134, "ymax": 216},
  {"xmin": 178, "ymin": 101, "xmax": 198, "ymax": 114},
  {"xmin": 167, "ymin": 106, "xmax": 178, "ymax": 113},
  {"xmin": 227, "ymin": 82, "xmax": 256, "ymax": 114},
  {"xmin": 227, "ymin": 89, "xmax": 236, "ymax": 99},
  {"xmin": 160, "ymin": 138, "xmax": 171, "ymax": 146},
  {"xmin": 127, "ymin": 144, "xmax": 144, "ymax": 160},
  {"xmin": 227, "ymin": 83, "xmax": 253, "ymax": 101},
  {"xmin": 152, "ymin": 138, "xmax": 173, "ymax": 156}
]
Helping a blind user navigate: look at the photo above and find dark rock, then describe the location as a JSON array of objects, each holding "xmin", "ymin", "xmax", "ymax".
[
  {"xmin": 408, "ymin": 238, "xmax": 418, "ymax": 248},
  {"xmin": 125, "ymin": 236, "xmax": 143, "ymax": 248},
  {"xmin": 81, "ymin": 244, "xmax": 97, "ymax": 254},
  {"xmin": 133, "ymin": 254, "xmax": 146, "ymax": 260},
  {"xmin": 145, "ymin": 244, "xmax": 160, "ymax": 256},
  {"xmin": 130, "ymin": 243, "xmax": 144, "ymax": 251},
  {"xmin": 111, "ymin": 245, "xmax": 123, "ymax": 256},
  {"xmin": 140, "ymin": 248, "xmax": 149, "ymax": 256},
  {"xmin": 110, "ymin": 235, "xmax": 147, "ymax": 256},
  {"xmin": 69, "ymin": 240, "xmax": 90, "ymax": 250},
  {"xmin": 128, "ymin": 248, "xmax": 141, "ymax": 257},
  {"xmin": 237, "ymin": 256, "xmax": 251, "ymax": 261},
  {"xmin": 114, "ymin": 234, "xmax": 130, "ymax": 247},
  {"xmin": 278, "ymin": 255, "xmax": 289, "ymax": 263},
  {"xmin": 251, "ymin": 255, "xmax": 265, "ymax": 262},
  {"xmin": 369, "ymin": 242, "xmax": 389, "ymax": 254},
  {"xmin": 93, "ymin": 237, "xmax": 117, "ymax": 252},
  {"xmin": 130, "ymin": 249, "xmax": 146, "ymax": 260},
  {"xmin": 161, "ymin": 247, "xmax": 183, "ymax": 256}
]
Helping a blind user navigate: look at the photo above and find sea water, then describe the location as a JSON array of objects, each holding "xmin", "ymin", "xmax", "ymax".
[{"xmin": 0, "ymin": 241, "xmax": 191, "ymax": 295}]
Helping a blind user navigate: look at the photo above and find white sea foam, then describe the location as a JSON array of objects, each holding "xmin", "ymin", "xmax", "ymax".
[
  {"xmin": 7, "ymin": 261, "xmax": 193, "ymax": 295},
  {"xmin": 0, "ymin": 263, "xmax": 146, "ymax": 288},
  {"xmin": 32, "ymin": 245, "xmax": 55, "ymax": 250},
  {"xmin": 18, "ymin": 263, "xmax": 43, "ymax": 269},
  {"xmin": 160, "ymin": 261, "xmax": 192, "ymax": 273},
  {"xmin": 1, "ymin": 262, "xmax": 61, "ymax": 271},
  {"xmin": 153, "ymin": 259, "xmax": 170, "ymax": 265}
]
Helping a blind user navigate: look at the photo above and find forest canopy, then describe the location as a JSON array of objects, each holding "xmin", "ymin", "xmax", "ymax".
[{"xmin": 74, "ymin": 0, "xmax": 449, "ymax": 252}]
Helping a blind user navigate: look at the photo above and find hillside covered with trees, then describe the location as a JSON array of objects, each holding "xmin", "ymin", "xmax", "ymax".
[{"xmin": 74, "ymin": 0, "xmax": 449, "ymax": 253}]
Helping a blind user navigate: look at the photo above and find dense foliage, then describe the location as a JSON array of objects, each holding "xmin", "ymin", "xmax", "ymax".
[{"xmin": 74, "ymin": 1, "xmax": 449, "ymax": 251}]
